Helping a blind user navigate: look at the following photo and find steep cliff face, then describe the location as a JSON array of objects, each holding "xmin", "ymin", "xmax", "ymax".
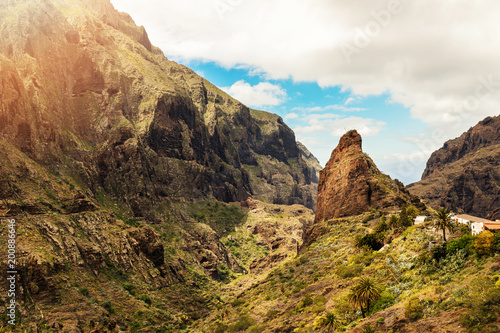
[
  {"xmin": 408, "ymin": 115, "xmax": 500, "ymax": 220},
  {"xmin": 0, "ymin": 0, "xmax": 319, "ymax": 213},
  {"xmin": 315, "ymin": 130, "xmax": 424, "ymax": 222},
  {"xmin": 0, "ymin": 0, "xmax": 321, "ymax": 330}
]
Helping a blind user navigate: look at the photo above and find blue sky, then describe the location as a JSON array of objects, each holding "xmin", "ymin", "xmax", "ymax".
[
  {"xmin": 111, "ymin": 0, "xmax": 500, "ymax": 185},
  {"xmin": 186, "ymin": 61, "xmax": 429, "ymax": 184}
]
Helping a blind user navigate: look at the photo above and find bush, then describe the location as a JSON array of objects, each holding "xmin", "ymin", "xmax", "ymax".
[
  {"xmin": 123, "ymin": 282, "xmax": 136, "ymax": 296},
  {"xmin": 431, "ymin": 244, "xmax": 448, "ymax": 261},
  {"xmin": 230, "ymin": 298, "xmax": 244, "ymax": 307},
  {"xmin": 229, "ymin": 315, "xmax": 255, "ymax": 332},
  {"xmin": 140, "ymin": 294, "xmax": 152, "ymax": 305},
  {"xmin": 447, "ymin": 234, "xmax": 475, "ymax": 254},
  {"xmin": 303, "ymin": 296, "xmax": 313, "ymax": 306},
  {"xmin": 361, "ymin": 325, "xmax": 378, "ymax": 333},
  {"xmin": 266, "ymin": 309, "xmax": 279, "ymax": 319},
  {"xmin": 356, "ymin": 233, "xmax": 384, "ymax": 251},
  {"xmin": 336, "ymin": 264, "xmax": 363, "ymax": 279},
  {"xmin": 459, "ymin": 277, "xmax": 500, "ymax": 331},
  {"xmin": 405, "ymin": 297, "xmax": 423, "ymax": 321},
  {"xmin": 79, "ymin": 287, "xmax": 90, "ymax": 297},
  {"xmin": 375, "ymin": 217, "xmax": 389, "ymax": 233},
  {"xmin": 102, "ymin": 300, "xmax": 115, "ymax": 314},
  {"xmin": 475, "ymin": 231, "xmax": 495, "ymax": 256},
  {"xmin": 370, "ymin": 289, "xmax": 396, "ymax": 314}
]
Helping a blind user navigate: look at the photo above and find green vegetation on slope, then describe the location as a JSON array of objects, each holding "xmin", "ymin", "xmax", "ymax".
[{"xmin": 193, "ymin": 208, "xmax": 500, "ymax": 333}]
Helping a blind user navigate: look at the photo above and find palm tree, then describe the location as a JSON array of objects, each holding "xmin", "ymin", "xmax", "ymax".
[
  {"xmin": 435, "ymin": 207, "xmax": 454, "ymax": 242},
  {"xmin": 320, "ymin": 311, "xmax": 341, "ymax": 332},
  {"xmin": 347, "ymin": 277, "xmax": 382, "ymax": 318}
]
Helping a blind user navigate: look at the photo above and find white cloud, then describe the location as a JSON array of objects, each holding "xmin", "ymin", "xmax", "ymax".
[
  {"xmin": 327, "ymin": 117, "xmax": 386, "ymax": 137},
  {"xmin": 345, "ymin": 96, "xmax": 362, "ymax": 105},
  {"xmin": 303, "ymin": 113, "xmax": 341, "ymax": 121},
  {"xmin": 284, "ymin": 112, "xmax": 299, "ymax": 120},
  {"xmin": 383, "ymin": 151, "xmax": 433, "ymax": 162},
  {"xmin": 293, "ymin": 115, "xmax": 384, "ymax": 138},
  {"xmin": 220, "ymin": 80, "xmax": 287, "ymax": 108},
  {"xmin": 111, "ymin": 0, "xmax": 500, "ymax": 139},
  {"xmin": 292, "ymin": 105, "xmax": 366, "ymax": 113}
]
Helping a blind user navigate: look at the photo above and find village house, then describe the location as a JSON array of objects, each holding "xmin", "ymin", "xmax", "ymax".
[
  {"xmin": 414, "ymin": 215, "xmax": 426, "ymax": 225},
  {"xmin": 451, "ymin": 214, "xmax": 500, "ymax": 235}
]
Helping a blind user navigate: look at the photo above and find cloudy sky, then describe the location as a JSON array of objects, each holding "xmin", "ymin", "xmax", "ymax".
[{"xmin": 111, "ymin": 0, "xmax": 500, "ymax": 184}]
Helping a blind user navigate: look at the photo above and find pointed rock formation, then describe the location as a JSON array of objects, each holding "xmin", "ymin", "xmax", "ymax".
[{"xmin": 315, "ymin": 130, "xmax": 424, "ymax": 222}]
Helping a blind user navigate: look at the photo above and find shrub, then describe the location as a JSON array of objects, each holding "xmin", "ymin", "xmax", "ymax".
[
  {"xmin": 361, "ymin": 325, "xmax": 378, "ymax": 333},
  {"xmin": 431, "ymin": 244, "xmax": 448, "ymax": 261},
  {"xmin": 475, "ymin": 231, "xmax": 495, "ymax": 256},
  {"xmin": 303, "ymin": 296, "xmax": 313, "ymax": 306},
  {"xmin": 214, "ymin": 322, "xmax": 228, "ymax": 333},
  {"xmin": 102, "ymin": 300, "xmax": 115, "ymax": 314},
  {"xmin": 218, "ymin": 264, "xmax": 232, "ymax": 281},
  {"xmin": 140, "ymin": 294, "xmax": 152, "ymax": 305},
  {"xmin": 370, "ymin": 289, "xmax": 396, "ymax": 314},
  {"xmin": 336, "ymin": 264, "xmax": 363, "ymax": 279},
  {"xmin": 356, "ymin": 233, "xmax": 384, "ymax": 251},
  {"xmin": 230, "ymin": 298, "xmax": 244, "ymax": 307},
  {"xmin": 266, "ymin": 309, "xmax": 279, "ymax": 319},
  {"xmin": 389, "ymin": 215, "xmax": 399, "ymax": 229},
  {"xmin": 311, "ymin": 295, "xmax": 327, "ymax": 313},
  {"xmin": 229, "ymin": 315, "xmax": 255, "ymax": 332},
  {"xmin": 375, "ymin": 217, "xmax": 389, "ymax": 233},
  {"xmin": 405, "ymin": 296, "xmax": 423, "ymax": 321},
  {"xmin": 123, "ymin": 282, "xmax": 136, "ymax": 296},
  {"xmin": 447, "ymin": 234, "xmax": 475, "ymax": 254},
  {"xmin": 79, "ymin": 287, "xmax": 90, "ymax": 297},
  {"xmin": 363, "ymin": 214, "xmax": 375, "ymax": 224}
]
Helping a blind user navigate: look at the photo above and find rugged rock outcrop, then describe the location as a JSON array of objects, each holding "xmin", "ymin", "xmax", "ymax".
[
  {"xmin": 408, "ymin": 115, "xmax": 500, "ymax": 220},
  {"xmin": 315, "ymin": 130, "xmax": 424, "ymax": 222},
  {"xmin": 0, "ymin": 0, "xmax": 319, "ymax": 213},
  {"xmin": 0, "ymin": 0, "xmax": 321, "ymax": 329}
]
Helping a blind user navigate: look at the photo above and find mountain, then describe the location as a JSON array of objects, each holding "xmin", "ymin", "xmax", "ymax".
[
  {"xmin": 408, "ymin": 115, "xmax": 500, "ymax": 220},
  {"xmin": 0, "ymin": 0, "xmax": 319, "ymax": 213},
  {"xmin": 0, "ymin": 0, "xmax": 320, "ymax": 330},
  {"xmin": 315, "ymin": 130, "xmax": 425, "ymax": 223}
]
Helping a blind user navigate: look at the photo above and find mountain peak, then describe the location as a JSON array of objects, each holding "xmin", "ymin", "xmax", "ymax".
[
  {"xmin": 338, "ymin": 129, "xmax": 362, "ymax": 151},
  {"xmin": 316, "ymin": 131, "xmax": 423, "ymax": 222}
]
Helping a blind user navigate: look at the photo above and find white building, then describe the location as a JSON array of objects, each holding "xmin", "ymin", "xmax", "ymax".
[
  {"xmin": 451, "ymin": 214, "xmax": 496, "ymax": 235},
  {"xmin": 414, "ymin": 216, "xmax": 426, "ymax": 225}
]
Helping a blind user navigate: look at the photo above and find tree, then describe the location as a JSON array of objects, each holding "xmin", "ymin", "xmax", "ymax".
[
  {"xmin": 320, "ymin": 311, "xmax": 342, "ymax": 332},
  {"xmin": 475, "ymin": 230, "xmax": 495, "ymax": 256},
  {"xmin": 435, "ymin": 207, "xmax": 455, "ymax": 242},
  {"xmin": 406, "ymin": 205, "xmax": 419, "ymax": 224},
  {"xmin": 347, "ymin": 277, "xmax": 382, "ymax": 318},
  {"xmin": 388, "ymin": 215, "xmax": 399, "ymax": 229}
]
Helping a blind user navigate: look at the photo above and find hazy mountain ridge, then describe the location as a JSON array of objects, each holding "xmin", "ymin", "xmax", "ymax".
[{"xmin": 408, "ymin": 115, "xmax": 500, "ymax": 220}]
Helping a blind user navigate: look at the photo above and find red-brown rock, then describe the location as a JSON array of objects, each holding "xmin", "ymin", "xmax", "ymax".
[{"xmin": 315, "ymin": 130, "xmax": 424, "ymax": 222}]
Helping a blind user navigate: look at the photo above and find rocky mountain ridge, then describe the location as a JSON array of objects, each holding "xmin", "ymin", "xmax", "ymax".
[
  {"xmin": 0, "ymin": 0, "xmax": 320, "ymax": 330},
  {"xmin": 0, "ymin": 0, "xmax": 319, "ymax": 214},
  {"xmin": 408, "ymin": 115, "xmax": 500, "ymax": 220}
]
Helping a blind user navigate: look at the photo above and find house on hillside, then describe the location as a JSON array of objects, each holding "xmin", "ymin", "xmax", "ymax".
[
  {"xmin": 451, "ymin": 214, "xmax": 497, "ymax": 235},
  {"xmin": 414, "ymin": 216, "xmax": 426, "ymax": 225},
  {"xmin": 484, "ymin": 221, "xmax": 500, "ymax": 233}
]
